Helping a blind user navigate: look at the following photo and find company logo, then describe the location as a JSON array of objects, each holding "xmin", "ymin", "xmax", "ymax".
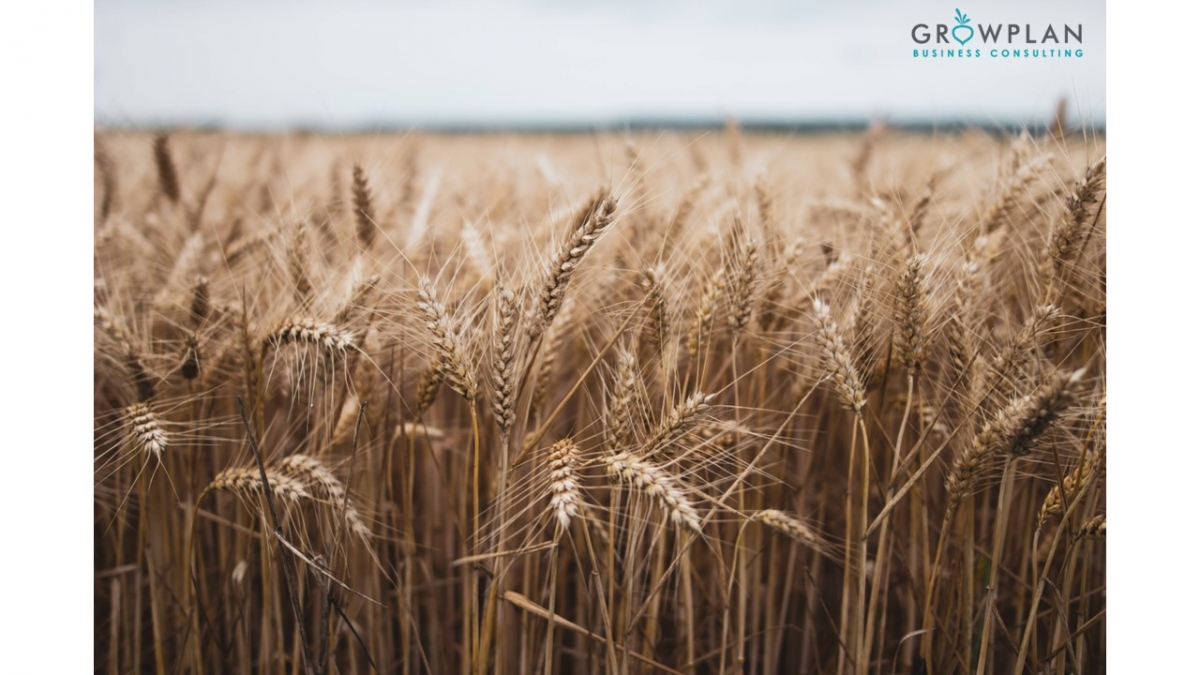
[
  {"xmin": 910, "ymin": 8, "xmax": 1084, "ymax": 60},
  {"xmin": 951, "ymin": 9, "xmax": 973, "ymax": 46}
]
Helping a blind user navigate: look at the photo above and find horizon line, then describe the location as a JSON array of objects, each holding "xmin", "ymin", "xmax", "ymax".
[{"xmin": 94, "ymin": 115, "xmax": 1105, "ymax": 136}]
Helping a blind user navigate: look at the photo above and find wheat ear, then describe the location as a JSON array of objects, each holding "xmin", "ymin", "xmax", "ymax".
[
  {"xmin": 209, "ymin": 467, "xmax": 311, "ymax": 504},
  {"xmin": 179, "ymin": 332, "xmax": 202, "ymax": 380},
  {"xmin": 351, "ymin": 163, "xmax": 376, "ymax": 249},
  {"xmin": 95, "ymin": 136, "xmax": 118, "ymax": 222},
  {"xmin": 980, "ymin": 153, "xmax": 1050, "ymax": 234},
  {"xmin": 289, "ymin": 221, "xmax": 314, "ymax": 305},
  {"xmin": 641, "ymin": 392, "xmax": 716, "ymax": 459},
  {"xmin": 1040, "ymin": 155, "xmax": 1107, "ymax": 287},
  {"xmin": 264, "ymin": 317, "xmax": 355, "ymax": 356},
  {"xmin": 605, "ymin": 347, "xmax": 642, "ymax": 449},
  {"xmin": 416, "ymin": 278, "xmax": 477, "ymax": 403},
  {"xmin": 604, "ymin": 453, "xmax": 702, "ymax": 533},
  {"xmin": 124, "ymin": 403, "xmax": 167, "ymax": 459},
  {"xmin": 278, "ymin": 454, "xmax": 372, "ymax": 542},
  {"xmin": 753, "ymin": 509, "xmax": 824, "ymax": 549},
  {"xmin": 415, "ymin": 362, "xmax": 444, "ymax": 416},
  {"xmin": 977, "ymin": 303, "xmax": 1060, "ymax": 406},
  {"xmin": 1038, "ymin": 448, "xmax": 1104, "ymax": 527},
  {"xmin": 812, "ymin": 299, "xmax": 867, "ymax": 413},
  {"xmin": 946, "ymin": 368, "xmax": 1085, "ymax": 509},
  {"xmin": 96, "ymin": 306, "xmax": 156, "ymax": 402},
  {"xmin": 1076, "ymin": 515, "xmax": 1106, "ymax": 540},
  {"xmin": 189, "ymin": 276, "xmax": 211, "ymax": 327},
  {"xmin": 333, "ymin": 273, "xmax": 381, "ymax": 326},
  {"xmin": 726, "ymin": 227, "xmax": 760, "ymax": 331},
  {"xmin": 687, "ymin": 268, "xmax": 725, "ymax": 361},
  {"xmin": 946, "ymin": 252, "xmax": 982, "ymax": 394},
  {"xmin": 529, "ymin": 193, "xmax": 618, "ymax": 339},
  {"xmin": 153, "ymin": 133, "xmax": 180, "ymax": 205},
  {"xmin": 640, "ymin": 264, "xmax": 671, "ymax": 356},
  {"xmin": 489, "ymin": 285, "xmax": 520, "ymax": 434},
  {"xmin": 892, "ymin": 254, "xmax": 929, "ymax": 375},
  {"xmin": 546, "ymin": 439, "xmax": 582, "ymax": 530}
]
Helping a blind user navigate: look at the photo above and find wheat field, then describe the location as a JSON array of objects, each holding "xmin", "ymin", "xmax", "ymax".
[{"xmin": 93, "ymin": 127, "xmax": 1106, "ymax": 674}]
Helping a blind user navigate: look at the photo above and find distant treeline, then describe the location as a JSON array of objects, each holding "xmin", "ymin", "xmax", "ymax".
[{"xmin": 95, "ymin": 117, "xmax": 1105, "ymax": 136}]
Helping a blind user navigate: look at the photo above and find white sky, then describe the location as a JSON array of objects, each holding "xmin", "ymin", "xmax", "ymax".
[{"xmin": 94, "ymin": 0, "xmax": 1105, "ymax": 129}]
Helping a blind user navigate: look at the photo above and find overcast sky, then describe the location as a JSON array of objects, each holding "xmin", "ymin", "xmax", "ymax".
[{"xmin": 94, "ymin": 0, "xmax": 1105, "ymax": 129}]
